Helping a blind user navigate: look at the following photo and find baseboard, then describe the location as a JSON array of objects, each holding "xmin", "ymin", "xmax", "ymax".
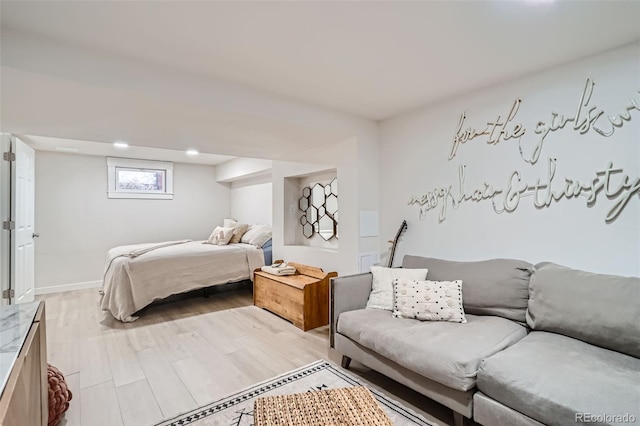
[{"xmin": 35, "ymin": 280, "xmax": 102, "ymax": 295}]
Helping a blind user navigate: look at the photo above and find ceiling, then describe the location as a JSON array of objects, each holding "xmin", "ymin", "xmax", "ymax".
[
  {"xmin": 2, "ymin": 1, "xmax": 639, "ymax": 121},
  {"xmin": 21, "ymin": 135, "xmax": 236, "ymax": 166}
]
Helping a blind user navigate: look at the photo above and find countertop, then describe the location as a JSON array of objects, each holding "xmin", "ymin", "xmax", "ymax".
[{"xmin": 0, "ymin": 301, "xmax": 40, "ymax": 397}]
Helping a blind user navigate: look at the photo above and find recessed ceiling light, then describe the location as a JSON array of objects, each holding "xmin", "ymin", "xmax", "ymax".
[
  {"xmin": 186, "ymin": 149, "xmax": 199, "ymax": 156},
  {"xmin": 113, "ymin": 141, "xmax": 129, "ymax": 149}
]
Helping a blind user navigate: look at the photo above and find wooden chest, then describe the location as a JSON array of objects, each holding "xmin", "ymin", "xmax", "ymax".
[{"xmin": 253, "ymin": 263, "xmax": 337, "ymax": 331}]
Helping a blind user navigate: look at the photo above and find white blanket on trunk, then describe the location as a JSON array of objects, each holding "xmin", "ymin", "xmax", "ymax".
[{"xmin": 101, "ymin": 241, "xmax": 264, "ymax": 322}]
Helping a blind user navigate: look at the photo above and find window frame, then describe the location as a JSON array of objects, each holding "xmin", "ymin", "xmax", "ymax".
[{"xmin": 107, "ymin": 157, "xmax": 174, "ymax": 199}]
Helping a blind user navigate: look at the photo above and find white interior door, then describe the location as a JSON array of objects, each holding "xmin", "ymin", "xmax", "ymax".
[{"xmin": 11, "ymin": 137, "xmax": 35, "ymax": 304}]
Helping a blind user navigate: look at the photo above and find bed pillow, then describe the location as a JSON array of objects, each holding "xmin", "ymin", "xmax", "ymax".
[
  {"xmin": 240, "ymin": 224, "xmax": 264, "ymax": 244},
  {"xmin": 393, "ymin": 279, "xmax": 467, "ymax": 323},
  {"xmin": 229, "ymin": 223, "xmax": 249, "ymax": 244},
  {"xmin": 365, "ymin": 266, "xmax": 429, "ymax": 310},
  {"xmin": 207, "ymin": 226, "xmax": 234, "ymax": 245},
  {"xmin": 223, "ymin": 218, "xmax": 237, "ymax": 228},
  {"xmin": 241, "ymin": 225, "xmax": 272, "ymax": 247}
]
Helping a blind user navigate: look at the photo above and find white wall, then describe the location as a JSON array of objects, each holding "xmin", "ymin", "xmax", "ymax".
[
  {"xmin": 229, "ymin": 177, "xmax": 273, "ymax": 226},
  {"xmin": 35, "ymin": 151, "xmax": 230, "ymax": 291},
  {"xmin": 379, "ymin": 43, "xmax": 640, "ymax": 276}
]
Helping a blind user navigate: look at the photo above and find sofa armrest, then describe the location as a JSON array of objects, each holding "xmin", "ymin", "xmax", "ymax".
[{"xmin": 330, "ymin": 272, "xmax": 373, "ymax": 348}]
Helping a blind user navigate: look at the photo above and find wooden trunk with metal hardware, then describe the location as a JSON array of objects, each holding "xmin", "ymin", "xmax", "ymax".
[{"xmin": 254, "ymin": 263, "xmax": 337, "ymax": 331}]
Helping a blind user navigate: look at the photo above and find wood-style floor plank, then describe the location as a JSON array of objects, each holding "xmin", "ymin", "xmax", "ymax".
[
  {"xmin": 115, "ymin": 379, "xmax": 163, "ymax": 426},
  {"xmin": 103, "ymin": 331, "xmax": 146, "ymax": 388},
  {"xmin": 48, "ymin": 325, "xmax": 81, "ymax": 376},
  {"xmin": 136, "ymin": 345, "xmax": 198, "ymax": 418},
  {"xmin": 80, "ymin": 381, "xmax": 123, "ymax": 426},
  {"xmin": 79, "ymin": 335, "xmax": 113, "ymax": 389},
  {"xmin": 177, "ymin": 331, "xmax": 251, "ymax": 395},
  {"xmin": 62, "ymin": 372, "xmax": 81, "ymax": 426},
  {"xmin": 146, "ymin": 321, "xmax": 193, "ymax": 363},
  {"xmin": 171, "ymin": 356, "xmax": 221, "ymax": 406}
]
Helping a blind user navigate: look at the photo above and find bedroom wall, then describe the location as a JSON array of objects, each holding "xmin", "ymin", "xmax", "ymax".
[
  {"xmin": 34, "ymin": 151, "xmax": 230, "ymax": 292},
  {"xmin": 229, "ymin": 177, "xmax": 273, "ymax": 226},
  {"xmin": 379, "ymin": 42, "xmax": 640, "ymax": 276}
]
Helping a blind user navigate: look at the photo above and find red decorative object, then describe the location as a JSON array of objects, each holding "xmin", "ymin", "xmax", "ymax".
[{"xmin": 47, "ymin": 364, "xmax": 72, "ymax": 426}]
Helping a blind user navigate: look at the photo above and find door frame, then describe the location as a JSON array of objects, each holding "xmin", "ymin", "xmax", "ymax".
[{"xmin": 0, "ymin": 133, "xmax": 11, "ymax": 305}]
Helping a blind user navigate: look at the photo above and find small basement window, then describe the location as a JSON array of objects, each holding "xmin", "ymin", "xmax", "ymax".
[{"xmin": 107, "ymin": 157, "xmax": 174, "ymax": 199}]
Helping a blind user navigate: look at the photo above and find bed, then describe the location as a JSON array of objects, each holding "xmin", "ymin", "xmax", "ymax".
[{"xmin": 100, "ymin": 239, "xmax": 269, "ymax": 322}]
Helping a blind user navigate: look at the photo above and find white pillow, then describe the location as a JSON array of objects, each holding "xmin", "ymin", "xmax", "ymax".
[
  {"xmin": 223, "ymin": 218, "xmax": 237, "ymax": 228},
  {"xmin": 240, "ymin": 224, "xmax": 272, "ymax": 247},
  {"xmin": 393, "ymin": 279, "xmax": 467, "ymax": 323},
  {"xmin": 240, "ymin": 224, "xmax": 264, "ymax": 244},
  {"xmin": 365, "ymin": 266, "xmax": 429, "ymax": 310},
  {"xmin": 207, "ymin": 226, "xmax": 234, "ymax": 245}
]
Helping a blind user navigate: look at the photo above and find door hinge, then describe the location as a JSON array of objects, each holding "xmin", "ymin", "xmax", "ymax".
[
  {"xmin": 2, "ymin": 289, "xmax": 14, "ymax": 299},
  {"xmin": 2, "ymin": 152, "xmax": 15, "ymax": 161},
  {"xmin": 2, "ymin": 220, "xmax": 15, "ymax": 231}
]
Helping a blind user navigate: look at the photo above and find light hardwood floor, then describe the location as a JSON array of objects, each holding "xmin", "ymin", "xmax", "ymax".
[{"xmin": 39, "ymin": 286, "xmax": 460, "ymax": 426}]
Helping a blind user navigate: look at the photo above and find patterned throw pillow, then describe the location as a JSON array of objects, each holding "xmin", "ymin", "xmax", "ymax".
[
  {"xmin": 229, "ymin": 223, "xmax": 249, "ymax": 244},
  {"xmin": 207, "ymin": 226, "xmax": 235, "ymax": 245},
  {"xmin": 393, "ymin": 279, "xmax": 467, "ymax": 323}
]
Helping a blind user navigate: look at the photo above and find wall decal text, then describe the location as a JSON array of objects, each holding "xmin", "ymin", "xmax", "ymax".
[
  {"xmin": 448, "ymin": 79, "xmax": 639, "ymax": 165},
  {"xmin": 408, "ymin": 159, "xmax": 639, "ymax": 223}
]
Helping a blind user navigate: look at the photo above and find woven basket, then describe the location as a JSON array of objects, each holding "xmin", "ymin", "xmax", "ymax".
[
  {"xmin": 254, "ymin": 386, "xmax": 393, "ymax": 426},
  {"xmin": 47, "ymin": 364, "xmax": 73, "ymax": 426}
]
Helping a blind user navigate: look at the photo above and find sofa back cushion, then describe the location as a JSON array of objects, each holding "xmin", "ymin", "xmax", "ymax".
[
  {"xmin": 526, "ymin": 262, "xmax": 640, "ymax": 358},
  {"xmin": 402, "ymin": 256, "xmax": 532, "ymax": 323}
]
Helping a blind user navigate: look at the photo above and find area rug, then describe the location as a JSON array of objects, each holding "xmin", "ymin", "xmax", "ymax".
[{"xmin": 156, "ymin": 360, "xmax": 435, "ymax": 426}]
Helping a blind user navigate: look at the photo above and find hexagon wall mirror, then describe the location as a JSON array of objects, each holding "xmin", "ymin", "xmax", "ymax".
[
  {"xmin": 298, "ymin": 178, "xmax": 338, "ymax": 240},
  {"xmin": 318, "ymin": 214, "xmax": 336, "ymax": 241}
]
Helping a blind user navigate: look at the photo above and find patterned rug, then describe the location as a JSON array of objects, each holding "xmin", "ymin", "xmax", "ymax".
[{"xmin": 156, "ymin": 360, "xmax": 435, "ymax": 426}]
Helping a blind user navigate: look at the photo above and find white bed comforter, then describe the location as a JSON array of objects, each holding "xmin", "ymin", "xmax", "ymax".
[{"xmin": 100, "ymin": 240, "xmax": 265, "ymax": 322}]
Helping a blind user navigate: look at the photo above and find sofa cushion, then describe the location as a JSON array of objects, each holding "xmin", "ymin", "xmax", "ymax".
[
  {"xmin": 527, "ymin": 263, "xmax": 640, "ymax": 358},
  {"xmin": 477, "ymin": 331, "xmax": 640, "ymax": 426},
  {"xmin": 402, "ymin": 256, "xmax": 532, "ymax": 323},
  {"xmin": 337, "ymin": 308, "xmax": 526, "ymax": 391}
]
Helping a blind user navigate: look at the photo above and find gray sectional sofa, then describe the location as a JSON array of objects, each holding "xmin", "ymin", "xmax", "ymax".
[{"xmin": 330, "ymin": 255, "xmax": 640, "ymax": 426}]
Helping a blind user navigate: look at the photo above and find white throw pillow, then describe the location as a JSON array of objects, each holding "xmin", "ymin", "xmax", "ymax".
[
  {"xmin": 393, "ymin": 279, "xmax": 467, "ymax": 323},
  {"xmin": 241, "ymin": 224, "xmax": 272, "ymax": 247},
  {"xmin": 365, "ymin": 266, "xmax": 429, "ymax": 310},
  {"xmin": 240, "ymin": 224, "xmax": 264, "ymax": 244},
  {"xmin": 207, "ymin": 226, "xmax": 234, "ymax": 245}
]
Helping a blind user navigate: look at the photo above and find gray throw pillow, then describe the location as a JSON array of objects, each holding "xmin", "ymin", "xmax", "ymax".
[{"xmin": 402, "ymin": 256, "xmax": 533, "ymax": 323}]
